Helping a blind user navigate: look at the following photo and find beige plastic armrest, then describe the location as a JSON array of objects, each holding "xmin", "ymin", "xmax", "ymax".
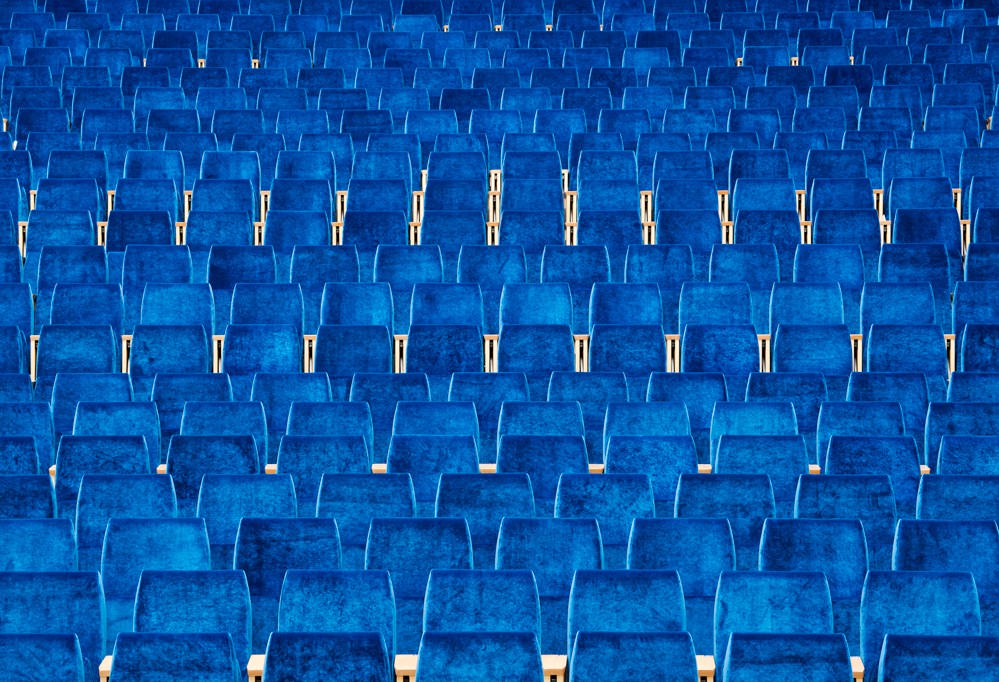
[
  {"xmin": 698, "ymin": 464, "xmax": 712, "ymax": 474},
  {"xmin": 920, "ymin": 465, "xmax": 931, "ymax": 475},
  {"xmin": 697, "ymin": 654, "xmax": 715, "ymax": 682},
  {"xmin": 247, "ymin": 653, "xmax": 265, "ymax": 682},
  {"xmin": 48, "ymin": 465, "xmax": 56, "ymax": 480},
  {"xmin": 588, "ymin": 463, "xmax": 604, "ymax": 474},
  {"xmin": 851, "ymin": 655, "xmax": 864, "ymax": 681},
  {"xmin": 99, "ymin": 655, "xmax": 112, "ymax": 682},
  {"xmin": 395, "ymin": 653, "xmax": 418, "ymax": 682},
  {"xmin": 808, "ymin": 464, "xmax": 822, "ymax": 474},
  {"xmin": 155, "ymin": 464, "xmax": 167, "ymax": 474},
  {"xmin": 479, "ymin": 462, "xmax": 497, "ymax": 474},
  {"xmin": 371, "ymin": 463, "xmax": 387, "ymax": 474},
  {"xmin": 264, "ymin": 463, "xmax": 277, "ymax": 474},
  {"xmin": 542, "ymin": 654, "xmax": 567, "ymax": 682}
]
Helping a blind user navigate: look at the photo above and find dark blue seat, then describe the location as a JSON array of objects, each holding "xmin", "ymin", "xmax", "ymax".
[
  {"xmin": 109, "ymin": 633, "xmax": 240, "ymax": 682},
  {"xmin": 262, "ymin": 632, "xmax": 390, "ymax": 682}
]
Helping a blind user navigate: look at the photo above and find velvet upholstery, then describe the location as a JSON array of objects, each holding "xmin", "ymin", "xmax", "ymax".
[
  {"xmin": 846, "ymin": 372, "xmax": 929, "ymax": 463},
  {"xmin": 497, "ymin": 324, "xmax": 576, "ymax": 400},
  {"xmin": 647, "ymin": 372, "xmax": 728, "ymax": 462},
  {"xmin": 0, "ymin": 435, "xmax": 39, "ymax": 473},
  {"xmin": 415, "ymin": 631, "xmax": 543, "ymax": 682},
  {"xmin": 373, "ymin": 245, "xmax": 444, "ymax": 336},
  {"xmin": 364, "ymin": 518, "xmax": 472, "ymax": 653},
  {"xmin": 75, "ymin": 474, "xmax": 177, "ymax": 572},
  {"xmin": 824, "ymin": 435, "xmax": 921, "ymax": 518},
  {"xmin": 715, "ymin": 435, "xmax": 809, "ymax": 516},
  {"xmin": 0, "ymin": 518, "xmax": 74, "ymax": 570},
  {"xmin": 555, "ymin": 473, "xmax": 655, "ymax": 567},
  {"xmin": 877, "ymin": 634, "xmax": 999, "ymax": 682},
  {"xmin": 72, "ymin": 402, "xmax": 161, "ymax": 464},
  {"xmin": 816, "ymin": 401, "xmax": 906, "ymax": 463},
  {"xmin": 447, "ymin": 373, "xmax": 530, "ymax": 461},
  {"xmin": 0, "ymin": 633, "xmax": 84, "ymax": 682},
  {"xmin": 675, "ymin": 473, "xmax": 776, "ymax": 570},
  {"xmin": 859, "ymin": 282, "xmax": 936, "ymax": 331},
  {"xmin": 0, "ymin": 475, "xmax": 55, "ymax": 518},
  {"xmin": 251, "ymin": 373, "xmax": 332, "ymax": 460},
  {"xmin": 406, "ymin": 324, "xmax": 484, "ymax": 400},
  {"xmin": 604, "ymin": 435, "xmax": 697, "ymax": 515},
  {"xmin": 678, "ymin": 282, "xmax": 753, "ymax": 328},
  {"xmin": 723, "ymin": 633, "xmax": 852, "ymax": 682},
  {"xmin": 960, "ymin": 324, "xmax": 999, "ymax": 372},
  {"xmin": 759, "ymin": 518, "xmax": 868, "ymax": 650},
  {"xmin": 276, "ymin": 435, "xmax": 369, "ymax": 512},
  {"xmin": 795, "ymin": 475, "xmax": 897, "ymax": 570},
  {"xmin": 588, "ymin": 325, "xmax": 667, "ymax": 400},
  {"xmin": 54, "ymin": 435, "xmax": 151, "ymax": 520},
  {"xmin": 100, "ymin": 518, "xmax": 211, "ymax": 647},
  {"xmin": 567, "ymin": 569, "xmax": 685, "ymax": 656},
  {"xmin": 287, "ymin": 401, "xmax": 374, "ymax": 455},
  {"xmin": 196, "ymin": 474, "xmax": 297, "ymax": 568},
  {"xmin": 496, "ymin": 518, "xmax": 603, "ymax": 654},
  {"xmin": 457, "ymin": 245, "xmax": 528, "ymax": 334},
  {"xmin": 627, "ymin": 518, "xmax": 735, "ymax": 653},
  {"xmin": 387, "ymin": 435, "xmax": 480, "ymax": 515},
  {"xmin": 277, "ymin": 569, "xmax": 397, "ymax": 656},
  {"xmin": 423, "ymin": 569, "xmax": 541, "ymax": 636},
  {"xmin": 500, "ymin": 283, "xmax": 573, "ymax": 327},
  {"xmin": 496, "ymin": 435, "xmax": 589, "ymax": 515},
  {"xmin": 498, "ymin": 401, "xmax": 586, "ymax": 439},
  {"xmin": 221, "ymin": 324, "xmax": 303, "ymax": 400},
  {"xmin": 714, "ymin": 571, "xmax": 835, "ymax": 670},
  {"xmin": 540, "ymin": 245, "xmax": 612, "ymax": 333},
  {"xmin": 569, "ymin": 631, "xmax": 698, "ymax": 682},
  {"xmin": 262, "ymin": 632, "xmax": 391, "ymax": 682},
  {"xmin": 290, "ymin": 247, "xmax": 361, "ymax": 334},
  {"xmin": 943, "ymin": 374, "xmax": 999, "ymax": 403},
  {"xmin": 746, "ymin": 372, "xmax": 828, "ymax": 462},
  {"xmin": 320, "ymin": 283, "xmax": 394, "ymax": 327},
  {"xmin": 349, "ymin": 373, "xmax": 432, "ymax": 462},
  {"xmin": 139, "ymin": 283, "xmax": 215, "ymax": 333},
  {"xmin": 925, "ymin": 402, "xmax": 999, "ymax": 465},
  {"xmin": 623, "ymin": 244, "xmax": 695, "ymax": 333},
  {"xmin": 50, "ymin": 373, "xmax": 134, "ymax": 442},
  {"xmin": 860, "ymin": 571, "xmax": 982, "ymax": 679},
  {"xmin": 434, "ymin": 473, "xmax": 535, "ymax": 567},
  {"xmin": 680, "ymin": 324, "xmax": 760, "ymax": 383},
  {"xmin": 866, "ymin": 324, "xmax": 949, "ymax": 399},
  {"xmin": 0, "ymin": 571, "xmax": 105, "ymax": 680},
  {"xmin": 917, "ymin": 475, "xmax": 999, "ymax": 521},
  {"xmin": 548, "ymin": 372, "xmax": 629, "ymax": 462},
  {"xmin": 393, "ymin": 401, "xmax": 480, "ymax": 444},
  {"xmin": 166, "ymin": 435, "xmax": 259, "ymax": 515},
  {"xmin": 770, "ymin": 325, "xmax": 853, "ymax": 393},
  {"xmin": 892, "ymin": 520, "xmax": 999, "ymax": 635},
  {"xmin": 133, "ymin": 570, "xmax": 252, "ymax": 663},
  {"xmin": 313, "ymin": 325, "xmax": 393, "ymax": 394},
  {"xmin": 411, "ymin": 283, "xmax": 485, "ymax": 327},
  {"xmin": 110, "ymin": 632, "xmax": 240, "ymax": 682},
  {"xmin": 316, "ymin": 473, "xmax": 416, "ymax": 568},
  {"xmin": 709, "ymin": 401, "xmax": 798, "ymax": 464},
  {"xmin": 180, "ymin": 400, "xmax": 269, "ymax": 459}
]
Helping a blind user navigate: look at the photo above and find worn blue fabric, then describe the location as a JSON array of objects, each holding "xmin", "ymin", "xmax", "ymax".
[
  {"xmin": 714, "ymin": 571, "xmax": 835, "ymax": 671},
  {"xmin": 0, "ymin": 633, "xmax": 84, "ymax": 682},
  {"xmin": 0, "ymin": 475, "xmax": 55, "ymax": 518},
  {"xmin": 815, "ymin": 401, "xmax": 905, "ymax": 463},
  {"xmin": 416, "ymin": 632, "xmax": 543, "ymax": 682},
  {"xmin": 569, "ymin": 631, "xmax": 698, "ymax": 682},
  {"xmin": 406, "ymin": 324, "xmax": 484, "ymax": 400},
  {"xmin": 709, "ymin": 401, "xmax": 798, "ymax": 464},
  {"xmin": 423, "ymin": 569, "xmax": 541, "ymax": 636},
  {"xmin": 316, "ymin": 473, "xmax": 416, "ymax": 568},
  {"xmin": 715, "ymin": 435, "xmax": 808, "ymax": 517},
  {"xmin": 605, "ymin": 434, "xmax": 697, "ymax": 516},
  {"xmin": 349, "ymin": 373, "xmax": 431, "ymax": 462},
  {"xmin": 0, "ymin": 436, "xmax": 39, "ymax": 474},
  {"xmin": 877, "ymin": 634, "xmax": 999, "ymax": 682},
  {"xmin": 387, "ymin": 434, "xmax": 480, "ymax": 516},
  {"xmin": 434, "ymin": 473, "xmax": 536, "ymax": 568},
  {"xmin": 110, "ymin": 632, "xmax": 241, "ymax": 682},
  {"xmin": 276, "ymin": 435, "xmax": 369, "ymax": 513},
  {"xmin": 166, "ymin": 435, "xmax": 259, "ymax": 515},
  {"xmin": 133, "ymin": 570, "xmax": 252, "ymax": 663},
  {"xmin": 262, "ymin": 632, "xmax": 390, "ymax": 682},
  {"xmin": 846, "ymin": 372, "xmax": 929, "ymax": 463},
  {"xmin": 49, "ymin": 372, "xmax": 133, "ymax": 443},
  {"xmin": 860, "ymin": 571, "xmax": 982, "ymax": 680},
  {"xmin": 588, "ymin": 325, "xmax": 667, "ymax": 401},
  {"xmin": 0, "ymin": 518, "xmax": 75, "ymax": 570},
  {"xmin": 496, "ymin": 518, "xmax": 603, "ymax": 654},
  {"xmin": 250, "ymin": 373, "xmax": 332, "ymax": 461},
  {"xmin": 824, "ymin": 435, "xmax": 921, "ymax": 518},
  {"xmin": 675, "ymin": 473, "xmax": 775, "ymax": 570},
  {"xmin": 548, "ymin": 372, "xmax": 629, "ymax": 463},
  {"xmin": 925, "ymin": 402, "xmax": 999, "ymax": 467},
  {"xmin": 54, "ymin": 435, "xmax": 151, "ymax": 521},
  {"xmin": 72, "ymin": 401, "xmax": 161, "ymax": 465},
  {"xmin": 179, "ymin": 400, "xmax": 268, "ymax": 460},
  {"xmin": 647, "ymin": 372, "xmax": 728, "ymax": 463},
  {"xmin": 917, "ymin": 475, "xmax": 999, "ymax": 522},
  {"xmin": 221, "ymin": 324, "xmax": 303, "ymax": 400},
  {"xmin": 497, "ymin": 324, "xmax": 576, "ymax": 400},
  {"xmin": 277, "ymin": 569, "xmax": 397, "ymax": 657},
  {"xmin": 627, "ymin": 518, "xmax": 735, "ymax": 654},
  {"xmin": 746, "ymin": 372, "xmax": 828, "ymax": 462},
  {"xmin": 497, "ymin": 434, "xmax": 590, "ymax": 516},
  {"xmin": 723, "ymin": 633, "xmax": 852, "ymax": 682},
  {"xmin": 447, "ymin": 373, "xmax": 530, "ymax": 462}
]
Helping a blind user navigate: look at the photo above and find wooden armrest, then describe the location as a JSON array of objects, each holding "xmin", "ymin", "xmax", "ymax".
[
  {"xmin": 588, "ymin": 463, "xmax": 604, "ymax": 474},
  {"xmin": 48, "ymin": 465, "xmax": 56, "ymax": 480},
  {"xmin": 542, "ymin": 654, "xmax": 567, "ymax": 682},
  {"xmin": 395, "ymin": 653, "xmax": 418, "ymax": 682},
  {"xmin": 698, "ymin": 463, "xmax": 712, "ymax": 474},
  {"xmin": 155, "ymin": 464, "xmax": 167, "ymax": 474},
  {"xmin": 808, "ymin": 464, "xmax": 821, "ymax": 475},
  {"xmin": 99, "ymin": 655, "xmax": 112, "ymax": 682},
  {"xmin": 264, "ymin": 463, "xmax": 277, "ymax": 474},
  {"xmin": 697, "ymin": 654, "xmax": 715, "ymax": 682},
  {"xmin": 851, "ymin": 655, "xmax": 864, "ymax": 682},
  {"xmin": 371, "ymin": 463, "xmax": 387, "ymax": 474},
  {"xmin": 920, "ymin": 465, "xmax": 931, "ymax": 475},
  {"xmin": 479, "ymin": 462, "xmax": 497, "ymax": 474},
  {"xmin": 247, "ymin": 653, "xmax": 265, "ymax": 682}
]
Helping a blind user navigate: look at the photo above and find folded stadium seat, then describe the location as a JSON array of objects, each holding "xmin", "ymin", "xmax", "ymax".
[
  {"xmin": 965, "ymin": 243, "xmax": 999, "ymax": 280},
  {"xmin": 645, "ymin": 371, "xmax": 726, "ymax": 462},
  {"xmin": 938, "ymin": 435, "xmax": 999, "ymax": 476},
  {"xmin": 49, "ymin": 284, "xmax": 124, "ymax": 340},
  {"xmin": 104, "ymin": 212, "xmax": 175, "ymax": 279},
  {"xmin": 99, "ymin": 517, "xmax": 211, "ymax": 647},
  {"xmin": 959, "ymin": 324, "xmax": 999, "ymax": 373},
  {"xmin": 262, "ymin": 211, "xmax": 331, "ymax": 280},
  {"xmin": 415, "ymin": 632, "xmax": 542, "ymax": 682},
  {"xmin": 499, "ymin": 399, "xmax": 585, "ymax": 437},
  {"xmin": 132, "ymin": 85, "xmax": 185, "ymax": 130},
  {"xmin": 74, "ymin": 473, "xmax": 175, "ymax": 573},
  {"xmin": 707, "ymin": 245, "xmax": 779, "ymax": 333},
  {"xmin": 0, "ymin": 284, "xmax": 31, "ymax": 340},
  {"xmin": 0, "ymin": 634, "xmax": 85, "ymax": 681},
  {"xmin": 715, "ymin": 570, "xmax": 838, "ymax": 673},
  {"xmin": 113, "ymin": 179, "xmax": 182, "ymax": 239},
  {"xmin": 211, "ymin": 109, "xmax": 267, "ymax": 151},
  {"xmin": 878, "ymin": 243, "xmax": 954, "ymax": 336},
  {"xmin": 795, "ymin": 473, "xmax": 898, "ymax": 570},
  {"xmin": 286, "ymin": 401, "xmax": 374, "ymax": 461},
  {"xmin": 774, "ymin": 131, "xmax": 829, "ymax": 197},
  {"xmin": 704, "ymin": 132, "xmax": 760, "ymax": 194},
  {"xmin": 769, "ymin": 281, "xmax": 845, "ymax": 335},
  {"xmin": 319, "ymin": 282, "xmax": 394, "ymax": 335},
  {"xmin": 165, "ymin": 432, "xmax": 259, "ymax": 515},
  {"xmin": 886, "ymin": 635, "xmax": 999, "ymax": 682},
  {"xmin": 859, "ymin": 282, "xmax": 935, "ymax": 339},
  {"xmin": 138, "ymin": 283, "xmax": 214, "ymax": 345},
  {"xmin": 622, "ymin": 246, "xmax": 692, "ymax": 333},
  {"xmin": 0, "ymin": 572, "xmax": 105, "ymax": 680},
  {"xmin": 588, "ymin": 325, "xmax": 667, "ymax": 401},
  {"xmin": 287, "ymin": 246, "xmax": 358, "ymax": 332},
  {"xmin": 277, "ymin": 432, "xmax": 369, "ymax": 508},
  {"xmin": 220, "ymin": 324, "xmax": 303, "ymax": 402},
  {"xmin": 251, "ymin": 371, "xmax": 331, "ymax": 454},
  {"xmin": 13, "ymin": 107, "xmax": 69, "ymax": 149},
  {"xmin": 296, "ymin": 67, "xmax": 346, "ymax": 109},
  {"xmin": 48, "ymin": 370, "xmax": 131, "ymax": 443},
  {"xmin": 180, "ymin": 397, "xmax": 267, "ymax": 454},
  {"xmin": 387, "ymin": 434, "xmax": 479, "ymax": 515},
  {"xmin": 495, "ymin": 324, "xmax": 574, "ymax": 400},
  {"xmin": 714, "ymin": 435, "xmax": 807, "ymax": 517},
  {"xmin": 423, "ymin": 150, "xmax": 488, "ymax": 218},
  {"xmin": 32, "ymin": 245, "xmax": 106, "ymax": 330},
  {"xmin": 0, "ymin": 518, "xmax": 74, "ymax": 571},
  {"xmin": 365, "ymin": 135, "xmax": 422, "ymax": 203},
  {"xmin": 809, "ymin": 178, "xmax": 875, "ymax": 223},
  {"xmin": 419, "ymin": 211, "xmax": 485, "ymax": 282},
  {"xmin": 861, "ymin": 571, "xmax": 982, "ymax": 680},
  {"xmin": 847, "ymin": 371, "xmax": 929, "ymax": 462},
  {"xmin": 727, "ymin": 106, "xmax": 781, "ymax": 150},
  {"xmin": 926, "ymin": 401, "xmax": 999, "ymax": 467},
  {"xmin": 339, "ymin": 211, "xmax": 409, "ymax": 283},
  {"xmin": 33, "ymin": 325, "xmax": 119, "ymax": 407},
  {"xmin": 675, "ymin": 473, "xmax": 776, "ymax": 570},
  {"xmin": 195, "ymin": 85, "xmax": 247, "ymax": 132},
  {"xmin": 500, "ymin": 211, "xmax": 566, "ymax": 281},
  {"xmin": 886, "ymin": 175, "xmax": 954, "ymax": 220},
  {"xmin": 540, "ymin": 246, "xmax": 611, "ymax": 333},
  {"xmin": 349, "ymin": 373, "xmax": 431, "ymax": 462},
  {"xmin": 770, "ymin": 324, "xmax": 853, "ymax": 398}
]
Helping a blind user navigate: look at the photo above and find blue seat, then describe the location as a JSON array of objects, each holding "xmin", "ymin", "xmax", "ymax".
[
  {"xmin": 0, "ymin": 518, "xmax": 74, "ymax": 571},
  {"xmin": 53, "ymin": 433, "xmax": 149, "ymax": 521},
  {"xmin": 416, "ymin": 632, "xmax": 542, "ymax": 681},
  {"xmin": 133, "ymin": 569, "xmax": 252, "ymax": 663},
  {"xmin": 0, "ymin": 634, "xmax": 84, "ymax": 681},
  {"xmin": 100, "ymin": 517, "xmax": 211, "ymax": 647},
  {"xmin": 109, "ymin": 633, "xmax": 240, "ymax": 682},
  {"xmin": 446, "ymin": 372, "xmax": 529, "ymax": 461},
  {"xmin": 149, "ymin": 373, "xmax": 232, "ymax": 459},
  {"xmin": 387, "ymin": 434, "xmax": 479, "ymax": 515},
  {"xmin": 290, "ymin": 247, "xmax": 360, "ymax": 334},
  {"xmin": 497, "ymin": 434, "xmax": 588, "ymax": 515},
  {"xmin": 847, "ymin": 372, "xmax": 929, "ymax": 462},
  {"xmin": 570, "ymin": 632, "xmax": 698, "ymax": 682},
  {"xmin": 878, "ymin": 635, "xmax": 999, "ymax": 682},
  {"xmin": 220, "ymin": 323, "xmax": 302, "ymax": 401},
  {"xmin": 166, "ymin": 434, "xmax": 259, "ymax": 515},
  {"xmin": 262, "ymin": 632, "xmax": 390, "ymax": 682},
  {"xmin": 714, "ymin": 434, "xmax": 807, "ymax": 515},
  {"xmin": 860, "ymin": 571, "xmax": 982, "ymax": 680},
  {"xmin": 71, "ymin": 401, "xmax": 161, "ymax": 466},
  {"xmin": 825, "ymin": 433, "xmax": 920, "ymax": 519},
  {"xmin": 675, "ymin": 473, "xmax": 775, "ymax": 570},
  {"xmin": 865, "ymin": 324, "xmax": 948, "ymax": 400},
  {"xmin": 722, "ymin": 633, "xmax": 852, "ymax": 682}
]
